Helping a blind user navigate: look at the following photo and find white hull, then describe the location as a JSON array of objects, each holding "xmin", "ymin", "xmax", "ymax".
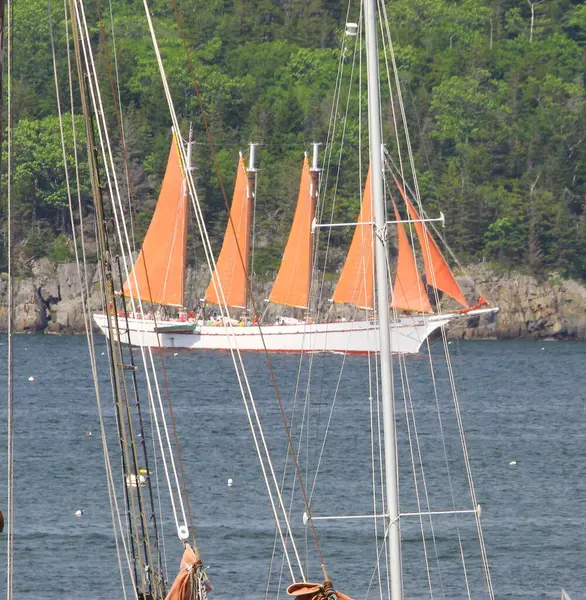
[{"xmin": 93, "ymin": 309, "xmax": 496, "ymax": 355}]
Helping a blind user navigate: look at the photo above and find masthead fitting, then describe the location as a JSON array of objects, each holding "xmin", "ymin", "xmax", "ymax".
[
  {"xmin": 248, "ymin": 143, "xmax": 258, "ymax": 172},
  {"xmin": 345, "ymin": 22, "xmax": 358, "ymax": 36},
  {"xmin": 311, "ymin": 142, "xmax": 321, "ymax": 172}
]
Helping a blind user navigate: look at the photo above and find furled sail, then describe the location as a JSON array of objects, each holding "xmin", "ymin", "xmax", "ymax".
[
  {"xmin": 269, "ymin": 155, "xmax": 317, "ymax": 309},
  {"xmin": 205, "ymin": 154, "xmax": 252, "ymax": 309},
  {"xmin": 391, "ymin": 201, "xmax": 432, "ymax": 313},
  {"xmin": 332, "ymin": 168, "xmax": 374, "ymax": 310},
  {"xmin": 164, "ymin": 544, "xmax": 211, "ymax": 600},
  {"xmin": 395, "ymin": 179, "xmax": 468, "ymax": 308},
  {"xmin": 122, "ymin": 134, "xmax": 188, "ymax": 307},
  {"xmin": 287, "ymin": 581, "xmax": 354, "ymax": 600}
]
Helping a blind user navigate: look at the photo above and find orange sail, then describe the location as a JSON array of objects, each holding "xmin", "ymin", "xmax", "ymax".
[
  {"xmin": 332, "ymin": 168, "xmax": 374, "ymax": 309},
  {"xmin": 395, "ymin": 179, "xmax": 468, "ymax": 308},
  {"xmin": 391, "ymin": 201, "xmax": 432, "ymax": 313},
  {"xmin": 205, "ymin": 155, "xmax": 252, "ymax": 308},
  {"xmin": 122, "ymin": 134, "xmax": 188, "ymax": 307},
  {"xmin": 269, "ymin": 155, "xmax": 317, "ymax": 308}
]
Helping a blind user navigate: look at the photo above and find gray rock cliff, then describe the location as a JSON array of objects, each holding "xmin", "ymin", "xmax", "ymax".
[{"xmin": 2, "ymin": 260, "xmax": 586, "ymax": 341}]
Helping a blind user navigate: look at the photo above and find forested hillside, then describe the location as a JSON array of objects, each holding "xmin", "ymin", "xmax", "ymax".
[{"xmin": 4, "ymin": 0, "xmax": 586, "ymax": 280}]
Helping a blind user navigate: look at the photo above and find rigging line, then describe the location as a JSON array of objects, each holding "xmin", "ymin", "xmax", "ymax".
[
  {"xmin": 5, "ymin": 0, "xmax": 14, "ymax": 595},
  {"xmin": 157, "ymin": 2, "xmax": 331, "ymax": 578},
  {"xmin": 94, "ymin": 0, "xmax": 138, "ymax": 250},
  {"xmin": 107, "ymin": 0, "xmax": 136, "ymax": 251},
  {"xmin": 95, "ymin": 267, "xmax": 141, "ymax": 599},
  {"xmin": 94, "ymin": 134, "xmax": 149, "ymax": 593},
  {"xmin": 378, "ymin": 15, "xmax": 488, "ymax": 590},
  {"xmin": 88, "ymin": 3, "xmax": 197, "ymax": 542},
  {"xmin": 265, "ymin": 350, "xmax": 308, "ymax": 596},
  {"xmin": 397, "ymin": 360, "xmax": 435, "ymax": 599},
  {"xmin": 379, "ymin": 0, "xmax": 454, "ymax": 319},
  {"xmin": 116, "ymin": 271, "xmax": 166, "ymax": 591},
  {"xmin": 439, "ymin": 325, "xmax": 495, "ymax": 598},
  {"xmin": 383, "ymin": 236, "xmax": 446, "ymax": 597},
  {"xmin": 159, "ymin": 9, "xmax": 334, "ymax": 550},
  {"xmin": 55, "ymin": 1, "xmax": 153, "ymax": 588},
  {"xmin": 70, "ymin": 8, "xmax": 151, "ymax": 576},
  {"xmin": 68, "ymin": 8, "xmax": 156, "ymax": 591},
  {"xmin": 65, "ymin": 1, "xmax": 137, "ymax": 593},
  {"xmin": 416, "ymin": 333, "xmax": 476, "ymax": 599},
  {"xmin": 375, "ymin": 353, "xmax": 391, "ymax": 600},
  {"xmin": 314, "ymin": 13, "xmax": 360, "ymax": 318},
  {"xmin": 396, "ymin": 352, "xmax": 446, "ymax": 596},
  {"xmin": 109, "ymin": 317, "xmax": 159, "ymax": 597},
  {"xmin": 109, "ymin": 126, "xmax": 199, "ymax": 551},
  {"xmin": 73, "ymin": 0, "xmax": 189, "ymax": 541},
  {"xmin": 115, "ymin": 257, "xmax": 166, "ymax": 595},
  {"xmin": 96, "ymin": 0, "xmax": 285, "ymax": 567},
  {"xmin": 368, "ymin": 370, "xmax": 384, "ymax": 600},
  {"xmin": 141, "ymin": 7, "xmax": 303, "ymax": 579},
  {"xmin": 387, "ymin": 162, "xmax": 471, "ymax": 287}
]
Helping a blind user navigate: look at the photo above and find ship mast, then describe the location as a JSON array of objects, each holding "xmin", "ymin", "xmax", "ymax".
[
  {"xmin": 364, "ymin": 0, "xmax": 403, "ymax": 598},
  {"xmin": 246, "ymin": 142, "xmax": 257, "ymax": 308}
]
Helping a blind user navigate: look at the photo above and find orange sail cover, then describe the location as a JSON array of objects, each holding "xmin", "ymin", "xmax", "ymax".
[
  {"xmin": 269, "ymin": 155, "xmax": 316, "ymax": 308},
  {"xmin": 287, "ymin": 582, "xmax": 354, "ymax": 600},
  {"xmin": 391, "ymin": 201, "xmax": 432, "ymax": 313},
  {"xmin": 396, "ymin": 180, "xmax": 468, "ymax": 308},
  {"xmin": 122, "ymin": 135, "xmax": 188, "ymax": 307},
  {"xmin": 164, "ymin": 544, "xmax": 198, "ymax": 600},
  {"xmin": 205, "ymin": 155, "xmax": 252, "ymax": 308},
  {"xmin": 332, "ymin": 169, "xmax": 374, "ymax": 309}
]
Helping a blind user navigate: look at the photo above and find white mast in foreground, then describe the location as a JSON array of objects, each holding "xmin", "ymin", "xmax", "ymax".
[{"xmin": 364, "ymin": 0, "xmax": 403, "ymax": 598}]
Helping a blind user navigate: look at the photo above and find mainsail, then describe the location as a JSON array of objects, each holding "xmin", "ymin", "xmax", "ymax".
[
  {"xmin": 395, "ymin": 178, "xmax": 468, "ymax": 308},
  {"xmin": 269, "ymin": 154, "xmax": 317, "ymax": 309},
  {"xmin": 332, "ymin": 168, "xmax": 374, "ymax": 309},
  {"xmin": 390, "ymin": 201, "xmax": 432, "ymax": 313},
  {"xmin": 205, "ymin": 154, "xmax": 252, "ymax": 309},
  {"xmin": 122, "ymin": 134, "xmax": 188, "ymax": 306}
]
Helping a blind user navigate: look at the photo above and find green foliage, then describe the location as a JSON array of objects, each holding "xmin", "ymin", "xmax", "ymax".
[
  {"xmin": 4, "ymin": 0, "xmax": 586, "ymax": 281},
  {"xmin": 49, "ymin": 234, "xmax": 73, "ymax": 263}
]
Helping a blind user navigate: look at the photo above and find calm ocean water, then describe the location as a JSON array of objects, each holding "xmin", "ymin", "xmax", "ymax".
[{"xmin": 0, "ymin": 335, "xmax": 583, "ymax": 599}]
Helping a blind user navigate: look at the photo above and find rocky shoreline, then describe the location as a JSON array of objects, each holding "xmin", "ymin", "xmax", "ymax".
[{"xmin": 1, "ymin": 259, "xmax": 585, "ymax": 341}]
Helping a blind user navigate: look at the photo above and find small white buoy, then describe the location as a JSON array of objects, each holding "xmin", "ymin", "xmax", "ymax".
[
  {"xmin": 101, "ymin": 352, "xmax": 105, "ymax": 356},
  {"xmin": 75, "ymin": 509, "xmax": 83, "ymax": 517},
  {"xmin": 509, "ymin": 460, "xmax": 517, "ymax": 466},
  {"xmin": 28, "ymin": 376, "xmax": 35, "ymax": 382},
  {"xmin": 302, "ymin": 511, "xmax": 309, "ymax": 526},
  {"xmin": 227, "ymin": 478, "xmax": 233, "ymax": 487},
  {"xmin": 173, "ymin": 352, "xmax": 178, "ymax": 356},
  {"xmin": 541, "ymin": 347, "xmax": 545, "ymax": 351},
  {"xmin": 85, "ymin": 431, "xmax": 92, "ymax": 438}
]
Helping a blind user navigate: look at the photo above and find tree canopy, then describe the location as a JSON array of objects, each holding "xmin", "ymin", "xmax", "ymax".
[{"xmin": 3, "ymin": 0, "xmax": 586, "ymax": 280}]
